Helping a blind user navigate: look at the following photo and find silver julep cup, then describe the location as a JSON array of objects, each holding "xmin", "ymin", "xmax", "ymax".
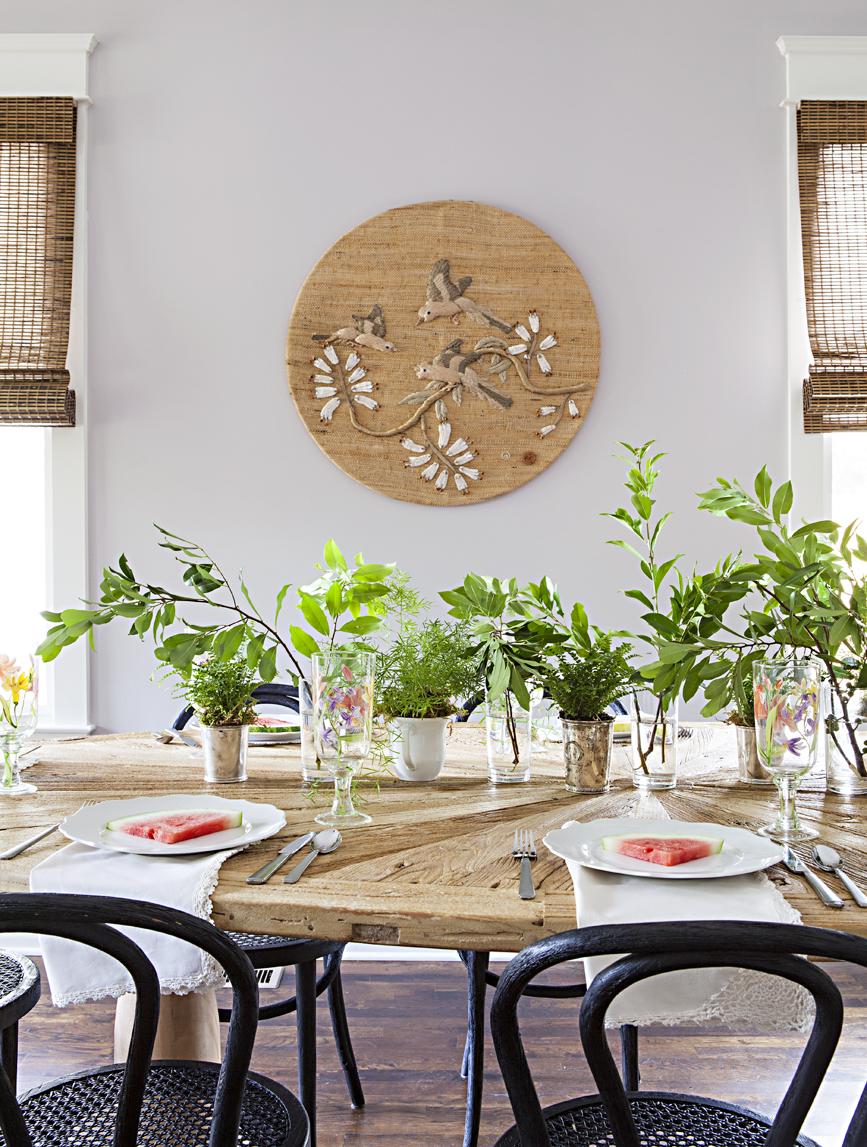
[{"xmin": 201, "ymin": 724, "xmax": 248, "ymax": 783}]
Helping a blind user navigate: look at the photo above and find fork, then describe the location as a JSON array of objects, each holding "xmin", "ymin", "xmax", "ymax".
[
  {"xmin": 512, "ymin": 828, "xmax": 537, "ymax": 900},
  {"xmin": 0, "ymin": 800, "xmax": 98, "ymax": 861}
]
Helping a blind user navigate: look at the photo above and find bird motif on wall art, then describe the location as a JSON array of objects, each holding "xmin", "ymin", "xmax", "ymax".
[
  {"xmin": 313, "ymin": 304, "xmax": 397, "ymax": 352},
  {"xmin": 412, "ymin": 339, "xmax": 513, "ymax": 409},
  {"xmin": 416, "ymin": 260, "xmax": 512, "ymax": 333}
]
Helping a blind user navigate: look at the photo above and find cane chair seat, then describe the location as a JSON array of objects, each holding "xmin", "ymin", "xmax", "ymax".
[
  {"xmin": 0, "ymin": 950, "xmax": 39, "ymax": 1020},
  {"xmin": 4, "ymin": 1061, "xmax": 309, "ymax": 1147},
  {"xmin": 493, "ymin": 1092, "xmax": 819, "ymax": 1147}
]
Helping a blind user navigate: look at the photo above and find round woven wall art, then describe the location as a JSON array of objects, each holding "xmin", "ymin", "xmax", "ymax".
[{"xmin": 286, "ymin": 200, "xmax": 600, "ymax": 505}]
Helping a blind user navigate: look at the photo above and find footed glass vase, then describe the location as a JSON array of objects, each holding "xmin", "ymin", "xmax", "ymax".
[
  {"xmin": 312, "ymin": 650, "xmax": 375, "ymax": 827},
  {"xmin": 0, "ymin": 653, "xmax": 38, "ymax": 797},
  {"xmin": 753, "ymin": 659, "xmax": 820, "ymax": 842}
]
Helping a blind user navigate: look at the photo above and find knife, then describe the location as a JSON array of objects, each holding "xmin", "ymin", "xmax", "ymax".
[
  {"xmin": 246, "ymin": 833, "xmax": 314, "ymax": 884},
  {"xmin": 783, "ymin": 847, "xmax": 844, "ymax": 909}
]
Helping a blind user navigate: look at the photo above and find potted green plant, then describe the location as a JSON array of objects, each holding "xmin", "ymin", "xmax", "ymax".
[
  {"xmin": 183, "ymin": 655, "xmax": 257, "ymax": 783},
  {"xmin": 440, "ymin": 575, "xmax": 565, "ymax": 783},
  {"xmin": 542, "ymin": 608, "xmax": 633, "ymax": 793},
  {"xmin": 378, "ymin": 620, "xmax": 480, "ymax": 781}
]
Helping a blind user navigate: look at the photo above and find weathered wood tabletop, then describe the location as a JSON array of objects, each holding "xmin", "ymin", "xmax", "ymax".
[{"xmin": 2, "ymin": 727, "xmax": 865, "ymax": 950}]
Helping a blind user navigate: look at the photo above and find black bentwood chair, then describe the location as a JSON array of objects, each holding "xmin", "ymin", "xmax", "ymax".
[
  {"xmin": 0, "ymin": 950, "xmax": 40, "ymax": 1093},
  {"xmin": 174, "ymin": 683, "xmax": 364, "ymax": 1147},
  {"xmin": 491, "ymin": 920, "xmax": 867, "ymax": 1147},
  {"xmin": 0, "ymin": 893, "xmax": 309, "ymax": 1147}
]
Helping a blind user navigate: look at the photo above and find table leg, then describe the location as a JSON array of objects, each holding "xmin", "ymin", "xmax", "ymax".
[
  {"xmin": 461, "ymin": 949, "xmax": 490, "ymax": 1147},
  {"xmin": 114, "ymin": 990, "xmax": 221, "ymax": 1063}
]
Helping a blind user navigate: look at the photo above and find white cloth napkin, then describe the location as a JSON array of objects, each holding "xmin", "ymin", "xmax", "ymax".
[
  {"xmin": 30, "ymin": 842, "xmax": 242, "ymax": 1006},
  {"xmin": 565, "ymin": 799, "xmax": 813, "ymax": 1032}
]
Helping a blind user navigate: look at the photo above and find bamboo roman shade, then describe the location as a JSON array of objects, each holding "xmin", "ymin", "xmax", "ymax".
[
  {"xmin": 798, "ymin": 101, "xmax": 867, "ymax": 432},
  {"xmin": 0, "ymin": 97, "xmax": 76, "ymax": 426}
]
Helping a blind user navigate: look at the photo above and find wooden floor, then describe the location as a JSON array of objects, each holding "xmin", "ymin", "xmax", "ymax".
[{"xmin": 14, "ymin": 960, "xmax": 867, "ymax": 1145}]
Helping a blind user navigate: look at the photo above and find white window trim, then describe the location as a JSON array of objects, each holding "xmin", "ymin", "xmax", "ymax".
[
  {"xmin": 777, "ymin": 35, "xmax": 867, "ymax": 523},
  {"xmin": 0, "ymin": 34, "xmax": 96, "ymax": 734}
]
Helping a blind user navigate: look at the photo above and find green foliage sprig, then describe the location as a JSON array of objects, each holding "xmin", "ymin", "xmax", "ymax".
[
  {"xmin": 184, "ymin": 655, "xmax": 256, "ymax": 727},
  {"xmin": 288, "ymin": 539, "xmax": 397, "ymax": 662},
  {"xmin": 689, "ymin": 467, "xmax": 866, "ymax": 775},
  {"xmin": 378, "ymin": 620, "xmax": 481, "ymax": 720},
  {"xmin": 38, "ymin": 532, "xmax": 396, "ymax": 689},
  {"xmin": 440, "ymin": 575, "xmax": 567, "ymax": 762}
]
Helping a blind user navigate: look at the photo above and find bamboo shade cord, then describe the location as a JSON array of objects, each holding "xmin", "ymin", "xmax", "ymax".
[
  {"xmin": 0, "ymin": 98, "xmax": 76, "ymax": 427},
  {"xmin": 798, "ymin": 101, "xmax": 867, "ymax": 432}
]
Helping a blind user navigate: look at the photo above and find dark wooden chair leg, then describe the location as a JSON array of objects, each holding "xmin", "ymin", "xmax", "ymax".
[
  {"xmin": 461, "ymin": 949, "xmax": 490, "ymax": 1147},
  {"xmin": 326, "ymin": 965, "xmax": 365, "ymax": 1109},
  {"xmin": 295, "ymin": 960, "xmax": 318, "ymax": 1147},
  {"xmin": 0, "ymin": 1024, "xmax": 18, "ymax": 1094},
  {"xmin": 620, "ymin": 1022, "xmax": 640, "ymax": 1091}
]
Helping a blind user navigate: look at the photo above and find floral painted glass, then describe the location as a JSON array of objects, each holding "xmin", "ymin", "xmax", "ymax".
[
  {"xmin": 312, "ymin": 650, "xmax": 375, "ymax": 827},
  {"xmin": 1, "ymin": 653, "xmax": 38, "ymax": 796},
  {"xmin": 753, "ymin": 660, "xmax": 821, "ymax": 842}
]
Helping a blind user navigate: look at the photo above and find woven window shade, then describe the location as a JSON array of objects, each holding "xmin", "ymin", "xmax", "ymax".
[
  {"xmin": 0, "ymin": 97, "xmax": 76, "ymax": 427},
  {"xmin": 798, "ymin": 101, "xmax": 867, "ymax": 432}
]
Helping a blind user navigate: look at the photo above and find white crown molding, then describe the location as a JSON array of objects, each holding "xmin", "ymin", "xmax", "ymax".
[
  {"xmin": 0, "ymin": 33, "xmax": 97, "ymax": 102},
  {"xmin": 777, "ymin": 35, "xmax": 867, "ymax": 104}
]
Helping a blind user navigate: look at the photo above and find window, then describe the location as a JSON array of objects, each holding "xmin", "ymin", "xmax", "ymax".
[
  {"xmin": 778, "ymin": 37, "xmax": 867, "ymax": 525},
  {"xmin": 0, "ymin": 35, "xmax": 95, "ymax": 732},
  {"xmin": 831, "ymin": 433, "xmax": 867, "ymax": 526}
]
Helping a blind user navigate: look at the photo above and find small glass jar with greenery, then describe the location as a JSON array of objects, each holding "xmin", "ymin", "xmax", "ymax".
[
  {"xmin": 543, "ymin": 615, "xmax": 633, "ymax": 793},
  {"xmin": 378, "ymin": 621, "xmax": 481, "ymax": 781},
  {"xmin": 184, "ymin": 655, "xmax": 257, "ymax": 783},
  {"xmin": 724, "ymin": 658, "xmax": 772, "ymax": 786}
]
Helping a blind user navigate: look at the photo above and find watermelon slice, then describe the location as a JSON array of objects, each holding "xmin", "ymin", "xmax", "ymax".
[
  {"xmin": 106, "ymin": 809, "xmax": 243, "ymax": 845},
  {"xmin": 602, "ymin": 834, "xmax": 724, "ymax": 867}
]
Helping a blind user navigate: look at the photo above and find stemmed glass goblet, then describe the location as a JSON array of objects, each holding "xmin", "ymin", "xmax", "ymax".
[
  {"xmin": 753, "ymin": 659, "xmax": 820, "ymax": 843},
  {"xmin": 312, "ymin": 650, "xmax": 375, "ymax": 828}
]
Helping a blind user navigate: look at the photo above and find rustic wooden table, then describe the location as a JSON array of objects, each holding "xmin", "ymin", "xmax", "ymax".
[{"xmin": 2, "ymin": 726, "xmax": 866, "ymax": 945}]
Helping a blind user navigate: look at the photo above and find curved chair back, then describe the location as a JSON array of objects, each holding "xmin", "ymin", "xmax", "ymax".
[
  {"xmin": 491, "ymin": 920, "xmax": 867, "ymax": 1147},
  {"xmin": 0, "ymin": 892, "xmax": 261, "ymax": 1147},
  {"xmin": 173, "ymin": 681, "xmax": 300, "ymax": 731}
]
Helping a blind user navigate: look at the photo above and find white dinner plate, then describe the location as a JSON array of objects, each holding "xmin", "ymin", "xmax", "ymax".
[
  {"xmin": 60, "ymin": 793, "xmax": 286, "ymax": 856},
  {"xmin": 543, "ymin": 817, "xmax": 785, "ymax": 880}
]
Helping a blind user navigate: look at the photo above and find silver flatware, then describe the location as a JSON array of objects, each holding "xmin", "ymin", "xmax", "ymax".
[
  {"xmin": 0, "ymin": 800, "xmax": 97, "ymax": 861},
  {"xmin": 513, "ymin": 828, "xmax": 537, "ymax": 901},
  {"xmin": 812, "ymin": 845, "xmax": 867, "ymax": 908},
  {"xmin": 246, "ymin": 832, "xmax": 315, "ymax": 884},
  {"xmin": 283, "ymin": 829, "xmax": 341, "ymax": 884},
  {"xmin": 154, "ymin": 729, "xmax": 200, "ymax": 750},
  {"xmin": 783, "ymin": 847, "xmax": 844, "ymax": 909}
]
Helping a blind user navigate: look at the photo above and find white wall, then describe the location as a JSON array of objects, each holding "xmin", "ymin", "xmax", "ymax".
[{"xmin": 3, "ymin": 0, "xmax": 867, "ymax": 731}]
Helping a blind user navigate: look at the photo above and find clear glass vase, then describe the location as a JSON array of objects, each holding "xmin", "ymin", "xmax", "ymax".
[
  {"xmin": 312, "ymin": 650, "xmax": 375, "ymax": 827},
  {"xmin": 825, "ymin": 686, "xmax": 867, "ymax": 796},
  {"xmin": 297, "ymin": 678, "xmax": 321, "ymax": 783},
  {"xmin": 753, "ymin": 659, "xmax": 821, "ymax": 842},
  {"xmin": 0, "ymin": 653, "xmax": 38, "ymax": 797},
  {"xmin": 629, "ymin": 690, "xmax": 678, "ymax": 790},
  {"xmin": 485, "ymin": 690, "xmax": 534, "ymax": 783}
]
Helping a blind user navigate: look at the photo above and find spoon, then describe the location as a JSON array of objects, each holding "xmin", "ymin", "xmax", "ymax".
[
  {"xmin": 283, "ymin": 829, "xmax": 341, "ymax": 884},
  {"xmin": 812, "ymin": 844, "xmax": 867, "ymax": 908}
]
